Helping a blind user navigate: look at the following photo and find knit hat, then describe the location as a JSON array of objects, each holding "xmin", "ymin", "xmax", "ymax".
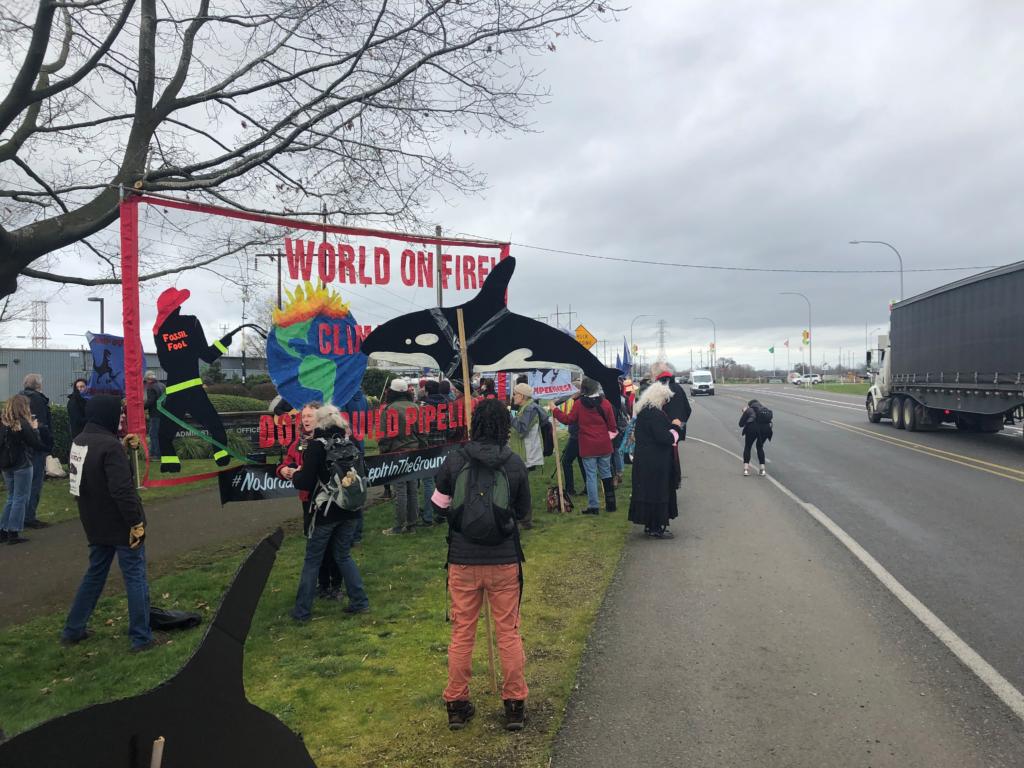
[
  {"xmin": 580, "ymin": 377, "xmax": 600, "ymax": 397},
  {"xmin": 389, "ymin": 378, "xmax": 409, "ymax": 393},
  {"xmin": 513, "ymin": 382, "xmax": 533, "ymax": 398}
]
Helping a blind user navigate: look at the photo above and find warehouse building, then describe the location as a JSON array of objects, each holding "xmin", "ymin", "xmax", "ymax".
[{"xmin": 0, "ymin": 346, "xmax": 267, "ymax": 400}]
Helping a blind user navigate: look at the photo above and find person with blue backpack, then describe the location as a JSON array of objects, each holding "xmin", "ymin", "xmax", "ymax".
[
  {"xmin": 431, "ymin": 398, "xmax": 533, "ymax": 733},
  {"xmin": 739, "ymin": 399, "xmax": 773, "ymax": 477}
]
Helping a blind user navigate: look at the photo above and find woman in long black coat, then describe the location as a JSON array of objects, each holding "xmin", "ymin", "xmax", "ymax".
[
  {"xmin": 67, "ymin": 379, "xmax": 88, "ymax": 440},
  {"xmin": 628, "ymin": 382, "xmax": 685, "ymax": 539}
]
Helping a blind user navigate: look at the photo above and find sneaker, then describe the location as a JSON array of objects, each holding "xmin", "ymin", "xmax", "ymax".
[
  {"xmin": 446, "ymin": 700, "xmax": 476, "ymax": 731},
  {"xmin": 382, "ymin": 526, "xmax": 405, "ymax": 536},
  {"xmin": 742, "ymin": 465, "xmax": 750, "ymax": 477},
  {"xmin": 402, "ymin": 524, "xmax": 417, "ymax": 534},
  {"xmin": 503, "ymin": 699, "xmax": 526, "ymax": 731},
  {"xmin": 343, "ymin": 604, "xmax": 370, "ymax": 615},
  {"xmin": 130, "ymin": 638, "xmax": 161, "ymax": 653},
  {"xmin": 24, "ymin": 520, "xmax": 50, "ymax": 529},
  {"xmin": 759, "ymin": 466, "xmax": 766, "ymax": 477},
  {"xmin": 650, "ymin": 528, "xmax": 675, "ymax": 540}
]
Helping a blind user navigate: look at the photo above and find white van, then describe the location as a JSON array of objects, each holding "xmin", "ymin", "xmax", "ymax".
[{"xmin": 690, "ymin": 369, "xmax": 715, "ymax": 396}]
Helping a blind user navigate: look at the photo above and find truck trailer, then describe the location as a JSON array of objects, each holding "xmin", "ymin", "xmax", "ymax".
[{"xmin": 865, "ymin": 260, "xmax": 1024, "ymax": 440}]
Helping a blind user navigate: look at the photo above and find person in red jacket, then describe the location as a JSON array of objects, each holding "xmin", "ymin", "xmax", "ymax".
[{"xmin": 550, "ymin": 377, "xmax": 617, "ymax": 515}]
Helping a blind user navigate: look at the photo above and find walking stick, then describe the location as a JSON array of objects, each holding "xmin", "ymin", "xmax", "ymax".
[
  {"xmin": 549, "ymin": 402, "xmax": 566, "ymax": 513},
  {"xmin": 456, "ymin": 308, "xmax": 498, "ymax": 695}
]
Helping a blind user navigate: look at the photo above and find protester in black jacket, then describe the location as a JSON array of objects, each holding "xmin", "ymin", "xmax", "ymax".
[
  {"xmin": 21, "ymin": 374, "xmax": 53, "ymax": 529},
  {"xmin": 431, "ymin": 398, "xmax": 531, "ymax": 733},
  {"xmin": 62, "ymin": 395, "xmax": 154, "ymax": 651},
  {"xmin": 67, "ymin": 379, "xmax": 88, "ymax": 440},
  {"xmin": 739, "ymin": 399, "xmax": 773, "ymax": 477},
  {"xmin": 289, "ymin": 405, "xmax": 369, "ymax": 622}
]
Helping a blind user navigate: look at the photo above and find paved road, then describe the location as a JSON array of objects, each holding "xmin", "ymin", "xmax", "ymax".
[
  {"xmin": 553, "ymin": 384, "xmax": 1024, "ymax": 766},
  {"xmin": 700, "ymin": 384, "xmax": 1024, "ymax": 692}
]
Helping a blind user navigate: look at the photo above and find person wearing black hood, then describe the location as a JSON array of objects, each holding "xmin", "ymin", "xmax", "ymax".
[
  {"xmin": 431, "ymin": 398, "xmax": 532, "ymax": 732},
  {"xmin": 67, "ymin": 379, "xmax": 88, "ymax": 440},
  {"xmin": 62, "ymin": 395, "xmax": 154, "ymax": 651}
]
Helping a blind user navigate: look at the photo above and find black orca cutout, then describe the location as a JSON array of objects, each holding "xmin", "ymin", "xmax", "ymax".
[
  {"xmin": 360, "ymin": 256, "xmax": 622, "ymax": 412},
  {"xmin": 0, "ymin": 529, "xmax": 317, "ymax": 768}
]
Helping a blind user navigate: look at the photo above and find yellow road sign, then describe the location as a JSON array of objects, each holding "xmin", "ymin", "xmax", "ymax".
[{"xmin": 575, "ymin": 324, "xmax": 597, "ymax": 350}]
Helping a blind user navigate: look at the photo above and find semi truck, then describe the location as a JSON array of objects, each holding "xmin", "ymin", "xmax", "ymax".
[{"xmin": 865, "ymin": 260, "xmax": 1024, "ymax": 440}]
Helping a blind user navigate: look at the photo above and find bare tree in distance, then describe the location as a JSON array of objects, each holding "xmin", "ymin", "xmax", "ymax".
[{"xmin": 0, "ymin": 0, "xmax": 617, "ymax": 298}]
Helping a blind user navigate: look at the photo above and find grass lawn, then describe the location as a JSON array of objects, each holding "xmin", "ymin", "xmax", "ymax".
[
  {"xmin": 0, "ymin": 447, "xmax": 632, "ymax": 767},
  {"xmin": 816, "ymin": 382, "xmax": 870, "ymax": 396}
]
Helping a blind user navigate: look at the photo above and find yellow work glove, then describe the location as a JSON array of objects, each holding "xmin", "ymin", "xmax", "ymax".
[
  {"xmin": 129, "ymin": 524, "xmax": 146, "ymax": 549},
  {"xmin": 122, "ymin": 434, "xmax": 141, "ymax": 452}
]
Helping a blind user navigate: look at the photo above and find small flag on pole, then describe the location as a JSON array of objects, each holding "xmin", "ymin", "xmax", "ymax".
[{"xmin": 768, "ymin": 346, "xmax": 774, "ymax": 354}]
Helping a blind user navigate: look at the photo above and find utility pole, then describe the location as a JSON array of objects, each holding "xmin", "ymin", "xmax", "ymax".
[{"xmin": 657, "ymin": 319, "xmax": 668, "ymax": 361}]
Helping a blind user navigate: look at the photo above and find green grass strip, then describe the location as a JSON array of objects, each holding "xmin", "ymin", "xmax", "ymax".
[{"xmin": 0, "ymin": 450, "xmax": 632, "ymax": 767}]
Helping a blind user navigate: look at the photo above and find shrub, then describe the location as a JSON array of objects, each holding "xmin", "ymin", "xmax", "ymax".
[
  {"xmin": 361, "ymin": 368, "xmax": 394, "ymax": 399},
  {"xmin": 206, "ymin": 383, "xmax": 249, "ymax": 397},
  {"xmin": 172, "ymin": 432, "xmax": 252, "ymax": 460},
  {"xmin": 248, "ymin": 382, "xmax": 279, "ymax": 401},
  {"xmin": 207, "ymin": 394, "xmax": 269, "ymax": 412},
  {"xmin": 50, "ymin": 405, "xmax": 71, "ymax": 462}
]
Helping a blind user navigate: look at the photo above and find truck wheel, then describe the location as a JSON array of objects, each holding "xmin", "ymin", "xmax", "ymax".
[
  {"xmin": 866, "ymin": 397, "xmax": 882, "ymax": 423},
  {"xmin": 903, "ymin": 398, "xmax": 919, "ymax": 432},
  {"xmin": 892, "ymin": 397, "xmax": 906, "ymax": 429}
]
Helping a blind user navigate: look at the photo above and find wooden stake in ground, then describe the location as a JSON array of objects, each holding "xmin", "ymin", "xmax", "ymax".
[
  {"xmin": 549, "ymin": 402, "xmax": 567, "ymax": 513},
  {"xmin": 456, "ymin": 308, "xmax": 498, "ymax": 695},
  {"xmin": 149, "ymin": 736, "xmax": 165, "ymax": 768}
]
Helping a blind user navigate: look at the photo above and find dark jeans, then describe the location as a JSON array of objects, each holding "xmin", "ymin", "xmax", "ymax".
[
  {"xmin": 561, "ymin": 437, "xmax": 585, "ymax": 493},
  {"xmin": 420, "ymin": 476, "xmax": 435, "ymax": 523},
  {"xmin": 743, "ymin": 432, "xmax": 767, "ymax": 464},
  {"xmin": 63, "ymin": 544, "xmax": 153, "ymax": 648},
  {"xmin": 24, "ymin": 450, "xmax": 46, "ymax": 524},
  {"xmin": 292, "ymin": 518, "xmax": 368, "ymax": 621}
]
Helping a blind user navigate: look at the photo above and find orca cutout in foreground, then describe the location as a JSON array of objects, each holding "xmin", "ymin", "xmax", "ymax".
[
  {"xmin": 0, "ymin": 529, "xmax": 317, "ymax": 768},
  {"xmin": 361, "ymin": 256, "xmax": 623, "ymax": 412}
]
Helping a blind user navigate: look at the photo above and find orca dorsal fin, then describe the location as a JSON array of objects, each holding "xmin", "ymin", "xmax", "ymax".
[
  {"xmin": 174, "ymin": 528, "xmax": 284, "ymax": 696},
  {"xmin": 465, "ymin": 255, "xmax": 515, "ymax": 309}
]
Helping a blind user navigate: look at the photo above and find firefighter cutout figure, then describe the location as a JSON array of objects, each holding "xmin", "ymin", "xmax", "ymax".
[{"xmin": 153, "ymin": 287, "xmax": 239, "ymax": 473}]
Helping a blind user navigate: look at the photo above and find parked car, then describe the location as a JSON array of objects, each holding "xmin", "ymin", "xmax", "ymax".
[
  {"xmin": 690, "ymin": 369, "xmax": 715, "ymax": 396},
  {"xmin": 793, "ymin": 374, "xmax": 821, "ymax": 386}
]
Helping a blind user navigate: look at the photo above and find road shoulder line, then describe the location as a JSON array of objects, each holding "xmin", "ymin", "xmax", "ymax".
[{"xmin": 689, "ymin": 434, "xmax": 1024, "ymax": 723}]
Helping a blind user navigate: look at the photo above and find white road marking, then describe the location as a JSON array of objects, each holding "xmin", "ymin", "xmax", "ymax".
[
  {"xmin": 689, "ymin": 435, "xmax": 1024, "ymax": 723},
  {"xmin": 734, "ymin": 387, "xmax": 864, "ymax": 411}
]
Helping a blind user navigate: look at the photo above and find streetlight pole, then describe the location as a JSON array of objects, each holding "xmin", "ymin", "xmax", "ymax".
[
  {"xmin": 780, "ymin": 292, "xmax": 811, "ymax": 375},
  {"xmin": 87, "ymin": 297, "xmax": 105, "ymax": 334},
  {"xmin": 629, "ymin": 314, "xmax": 654, "ymax": 376},
  {"xmin": 694, "ymin": 317, "xmax": 717, "ymax": 382},
  {"xmin": 849, "ymin": 240, "xmax": 904, "ymax": 301}
]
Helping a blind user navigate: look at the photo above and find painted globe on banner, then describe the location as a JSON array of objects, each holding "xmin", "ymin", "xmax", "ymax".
[{"xmin": 267, "ymin": 282, "xmax": 368, "ymax": 409}]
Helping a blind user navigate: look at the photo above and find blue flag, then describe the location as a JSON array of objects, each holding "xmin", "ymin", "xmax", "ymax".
[
  {"xmin": 615, "ymin": 352, "xmax": 622, "ymax": 371},
  {"xmin": 621, "ymin": 336, "xmax": 631, "ymax": 372}
]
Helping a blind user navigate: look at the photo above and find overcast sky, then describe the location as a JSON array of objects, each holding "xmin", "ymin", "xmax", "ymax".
[{"xmin": 11, "ymin": 0, "xmax": 1024, "ymax": 374}]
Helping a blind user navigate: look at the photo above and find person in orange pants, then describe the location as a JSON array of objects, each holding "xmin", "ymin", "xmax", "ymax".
[{"xmin": 431, "ymin": 398, "xmax": 532, "ymax": 731}]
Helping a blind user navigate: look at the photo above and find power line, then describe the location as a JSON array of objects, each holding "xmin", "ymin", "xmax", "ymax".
[{"xmin": 453, "ymin": 233, "xmax": 995, "ymax": 275}]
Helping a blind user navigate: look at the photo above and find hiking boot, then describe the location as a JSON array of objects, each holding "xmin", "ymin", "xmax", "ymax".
[
  {"xmin": 6, "ymin": 533, "xmax": 29, "ymax": 545},
  {"xmin": 24, "ymin": 520, "xmax": 49, "ymax": 529},
  {"xmin": 382, "ymin": 526, "xmax": 405, "ymax": 536},
  {"xmin": 402, "ymin": 524, "xmax": 417, "ymax": 534},
  {"xmin": 59, "ymin": 630, "xmax": 92, "ymax": 646},
  {"xmin": 343, "ymin": 604, "xmax": 370, "ymax": 615},
  {"xmin": 742, "ymin": 464, "xmax": 750, "ymax": 477},
  {"xmin": 759, "ymin": 465, "xmax": 767, "ymax": 477},
  {"xmin": 446, "ymin": 700, "xmax": 476, "ymax": 731},
  {"xmin": 581, "ymin": 508, "xmax": 599, "ymax": 516},
  {"xmin": 503, "ymin": 699, "xmax": 526, "ymax": 731}
]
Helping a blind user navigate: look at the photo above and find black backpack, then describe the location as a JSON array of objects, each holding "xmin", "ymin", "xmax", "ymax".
[
  {"xmin": 755, "ymin": 405, "xmax": 773, "ymax": 425},
  {"xmin": 312, "ymin": 436, "xmax": 368, "ymax": 515},
  {"xmin": 535, "ymin": 405, "xmax": 555, "ymax": 457},
  {"xmin": 450, "ymin": 452, "xmax": 514, "ymax": 545},
  {"xmin": 0, "ymin": 425, "xmax": 21, "ymax": 470}
]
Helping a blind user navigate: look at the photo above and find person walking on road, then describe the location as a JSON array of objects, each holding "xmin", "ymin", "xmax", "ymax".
[
  {"xmin": 1, "ymin": 395, "xmax": 47, "ymax": 544},
  {"xmin": 550, "ymin": 377, "xmax": 617, "ymax": 515},
  {"xmin": 20, "ymin": 374, "xmax": 53, "ymax": 530},
  {"xmin": 62, "ymin": 395, "xmax": 154, "ymax": 651},
  {"xmin": 627, "ymin": 382, "xmax": 685, "ymax": 539},
  {"xmin": 430, "ymin": 398, "xmax": 532, "ymax": 732},
  {"xmin": 739, "ymin": 399, "xmax": 773, "ymax": 477}
]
